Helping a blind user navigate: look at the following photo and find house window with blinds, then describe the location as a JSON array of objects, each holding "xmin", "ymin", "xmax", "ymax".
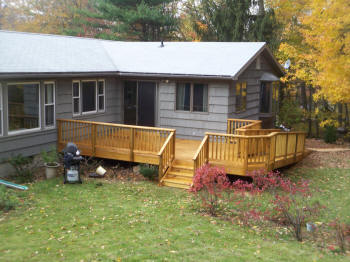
[
  {"xmin": 176, "ymin": 83, "xmax": 208, "ymax": 112},
  {"xmin": 72, "ymin": 79, "xmax": 105, "ymax": 116},
  {"xmin": 235, "ymin": 82, "xmax": 247, "ymax": 112},
  {"xmin": 44, "ymin": 82, "xmax": 55, "ymax": 127}
]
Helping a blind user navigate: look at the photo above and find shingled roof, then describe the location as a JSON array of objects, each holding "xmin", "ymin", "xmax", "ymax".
[{"xmin": 0, "ymin": 30, "xmax": 284, "ymax": 79}]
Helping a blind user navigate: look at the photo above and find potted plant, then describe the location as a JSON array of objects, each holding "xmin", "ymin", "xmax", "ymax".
[{"xmin": 41, "ymin": 147, "xmax": 59, "ymax": 179}]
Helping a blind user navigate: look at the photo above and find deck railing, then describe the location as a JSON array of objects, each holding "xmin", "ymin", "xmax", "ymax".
[
  {"xmin": 57, "ymin": 119, "xmax": 175, "ymax": 167},
  {"xmin": 235, "ymin": 129, "xmax": 281, "ymax": 136},
  {"xmin": 158, "ymin": 131, "xmax": 176, "ymax": 181},
  {"xmin": 227, "ymin": 119, "xmax": 262, "ymax": 134},
  {"xmin": 193, "ymin": 135, "xmax": 209, "ymax": 171},
  {"xmin": 193, "ymin": 131, "xmax": 306, "ymax": 175}
]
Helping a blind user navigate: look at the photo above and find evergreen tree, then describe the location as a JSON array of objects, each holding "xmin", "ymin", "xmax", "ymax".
[
  {"xmin": 184, "ymin": 0, "xmax": 280, "ymax": 50},
  {"xmin": 72, "ymin": 0, "xmax": 179, "ymax": 41}
]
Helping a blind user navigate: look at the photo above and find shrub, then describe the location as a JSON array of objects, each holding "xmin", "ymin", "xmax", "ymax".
[
  {"xmin": 41, "ymin": 146, "xmax": 59, "ymax": 165},
  {"xmin": 323, "ymin": 125, "xmax": 337, "ymax": 143},
  {"xmin": 139, "ymin": 164, "xmax": 158, "ymax": 180},
  {"xmin": 277, "ymin": 98, "xmax": 304, "ymax": 129},
  {"xmin": 8, "ymin": 154, "xmax": 37, "ymax": 183},
  {"xmin": 190, "ymin": 164, "xmax": 230, "ymax": 216},
  {"xmin": 329, "ymin": 219, "xmax": 350, "ymax": 253},
  {"xmin": 0, "ymin": 185, "xmax": 18, "ymax": 212},
  {"xmin": 270, "ymin": 178, "xmax": 322, "ymax": 241}
]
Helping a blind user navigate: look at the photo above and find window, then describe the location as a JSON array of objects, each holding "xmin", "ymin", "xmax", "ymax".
[
  {"xmin": 272, "ymin": 81, "xmax": 279, "ymax": 113},
  {"xmin": 176, "ymin": 83, "xmax": 191, "ymax": 111},
  {"xmin": 98, "ymin": 80, "xmax": 105, "ymax": 111},
  {"xmin": 72, "ymin": 80, "xmax": 105, "ymax": 115},
  {"xmin": 72, "ymin": 81, "xmax": 80, "ymax": 115},
  {"xmin": 260, "ymin": 82, "xmax": 271, "ymax": 113},
  {"xmin": 0, "ymin": 84, "xmax": 2, "ymax": 136},
  {"xmin": 193, "ymin": 83, "xmax": 208, "ymax": 112},
  {"xmin": 82, "ymin": 80, "xmax": 96, "ymax": 113},
  {"xmin": 44, "ymin": 82, "xmax": 55, "ymax": 127},
  {"xmin": 235, "ymin": 82, "xmax": 247, "ymax": 112},
  {"xmin": 8, "ymin": 82, "xmax": 40, "ymax": 133},
  {"xmin": 176, "ymin": 83, "xmax": 208, "ymax": 112}
]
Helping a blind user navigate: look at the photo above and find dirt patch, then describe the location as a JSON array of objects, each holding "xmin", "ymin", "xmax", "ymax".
[
  {"xmin": 293, "ymin": 150, "xmax": 350, "ymax": 169},
  {"xmin": 305, "ymin": 138, "xmax": 350, "ymax": 149}
]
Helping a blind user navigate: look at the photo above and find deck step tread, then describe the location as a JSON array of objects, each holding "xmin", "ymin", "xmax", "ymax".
[
  {"xmin": 162, "ymin": 177, "xmax": 192, "ymax": 185},
  {"xmin": 167, "ymin": 171, "xmax": 193, "ymax": 178},
  {"xmin": 162, "ymin": 181, "xmax": 190, "ymax": 189}
]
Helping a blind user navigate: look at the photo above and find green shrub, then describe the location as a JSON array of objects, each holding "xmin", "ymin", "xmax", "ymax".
[
  {"xmin": 0, "ymin": 185, "xmax": 18, "ymax": 212},
  {"xmin": 139, "ymin": 164, "xmax": 158, "ymax": 180},
  {"xmin": 324, "ymin": 125, "xmax": 337, "ymax": 143},
  {"xmin": 41, "ymin": 146, "xmax": 59, "ymax": 165},
  {"xmin": 277, "ymin": 98, "xmax": 304, "ymax": 129},
  {"xmin": 8, "ymin": 154, "xmax": 37, "ymax": 183}
]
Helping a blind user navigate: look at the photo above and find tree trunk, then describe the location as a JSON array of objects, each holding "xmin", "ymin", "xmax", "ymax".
[
  {"xmin": 338, "ymin": 103, "xmax": 343, "ymax": 127},
  {"xmin": 345, "ymin": 104, "xmax": 349, "ymax": 128},
  {"xmin": 258, "ymin": 0, "xmax": 265, "ymax": 16},
  {"xmin": 308, "ymin": 86, "xmax": 313, "ymax": 137}
]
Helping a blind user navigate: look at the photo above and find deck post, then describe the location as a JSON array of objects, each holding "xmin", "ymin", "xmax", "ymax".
[
  {"xmin": 91, "ymin": 123, "xmax": 96, "ymax": 156},
  {"xmin": 57, "ymin": 120, "xmax": 62, "ymax": 151},
  {"xmin": 284, "ymin": 133, "xmax": 289, "ymax": 160},
  {"xmin": 294, "ymin": 134, "xmax": 299, "ymax": 161},
  {"xmin": 205, "ymin": 136, "xmax": 209, "ymax": 163},
  {"xmin": 130, "ymin": 128, "xmax": 134, "ymax": 161},
  {"xmin": 158, "ymin": 155, "xmax": 163, "ymax": 182},
  {"xmin": 172, "ymin": 130, "xmax": 176, "ymax": 158},
  {"xmin": 243, "ymin": 138, "xmax": 249, "ymax": 174}
]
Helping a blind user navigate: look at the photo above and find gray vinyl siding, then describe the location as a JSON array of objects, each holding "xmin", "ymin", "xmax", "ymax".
[
  {"xmin": 229, "ymin": 53, "xmax": 280, "ymax": 120},
  {"xmin": 0, "ymin": 77, "xmax": 122, "ymax": 161},
  {"xmin": 158, "ymin": 82, "xmax": 229, "ymax": 140}
]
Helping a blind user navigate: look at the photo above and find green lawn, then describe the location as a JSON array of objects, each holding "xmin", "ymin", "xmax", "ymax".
[{"xmin": 1, "ymin": 167, "xmax": 350, "ymax": 261}]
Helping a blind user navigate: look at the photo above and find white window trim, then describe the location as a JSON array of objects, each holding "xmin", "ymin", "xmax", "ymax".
[
  {"xmin": 72, "ymin": 80, "xmax": 81, "ymax": 116},
  {"xmin": 98, "ymin": 79, "xmax": 105, "ymax": 112},
  {"xmin": 73, "ymin": 79, "xmax": 106, "ymax": 116},
  {"xmin": 0, "ymin": 83, "xmax": 3, "ymax": 136},
  {"xmin": 7, "ymin": 82, "xmax": 41, "ymax": 136},
  {"xmin": 44, "ymin": 81, "xmax": 56, "ymax": 128}
]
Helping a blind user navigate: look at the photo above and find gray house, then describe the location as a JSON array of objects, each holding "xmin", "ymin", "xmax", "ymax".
[{"xmin": 0, "ymin": 30, "xmax": 284, "ymax": 160}]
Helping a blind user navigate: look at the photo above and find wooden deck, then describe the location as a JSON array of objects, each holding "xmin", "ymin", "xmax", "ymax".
[{"xmin": 57, "ymin": 119, "xmax": 308, "ymax": 189}]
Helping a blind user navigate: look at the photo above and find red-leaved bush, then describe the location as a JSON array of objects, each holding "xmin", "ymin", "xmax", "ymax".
[
  {"xmin": 190, "ymin": 164, "xmax": 230, "ymax": 216},
  {"xmin": 191, "ymin": 166, "xmax": 323, "ymax": 242},
  {"xmin": 328, "ymin": 219, "xmax": 350, "ymax": 253}
]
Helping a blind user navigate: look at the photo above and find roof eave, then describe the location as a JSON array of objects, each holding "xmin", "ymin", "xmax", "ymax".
[
  {"xmin": 0, "ymin": 71, "xmax": 235, "ymax": 81},
  {"xmin": 232, "ymin": 44, "xmax": 285, "ymax": 80}
]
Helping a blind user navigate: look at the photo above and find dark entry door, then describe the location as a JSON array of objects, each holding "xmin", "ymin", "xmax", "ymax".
[
  {"xmin": 124, "ymin": 81, "xmax": 137, "ymax": 125},
  {"xmin": 123, "ymin": 81, "xmax": 156, "ymax": 127},
  {"xmin": 138, "ymin": 81, "xmax": 156, "ymax": 126}
]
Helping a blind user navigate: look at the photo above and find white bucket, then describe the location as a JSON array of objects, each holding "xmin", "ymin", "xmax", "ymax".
[{"xmin": 96, "ymin": 166, "xmax": 106, "ymax": 176}]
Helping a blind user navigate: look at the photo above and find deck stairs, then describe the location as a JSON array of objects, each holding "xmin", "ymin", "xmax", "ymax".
[{"xmin": 160, "ymin": 159, "xmax": 194, "ymax": 189}]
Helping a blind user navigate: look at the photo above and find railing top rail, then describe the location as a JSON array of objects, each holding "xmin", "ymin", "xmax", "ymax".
[
  {"xmin": 236, "ymin": 128, "xmax": 282, "ymax": 132},
  {"xmin": 57, "ymin": 119, "xmax": 176, "ymax": 133},
  {"xmin": 206, "ymin": 131, "xmax": 307, "ymax": 139},
  {"xmin": 227, "ymin": 118, "xmax": 260, "ymax": 123},
  {"xmin": 157, "ymin": 132, "xmax": 175, "ymax": 156},
  {"xmin": 192, "ymin": 135, "xmax": 209, "ymax": 161}
]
